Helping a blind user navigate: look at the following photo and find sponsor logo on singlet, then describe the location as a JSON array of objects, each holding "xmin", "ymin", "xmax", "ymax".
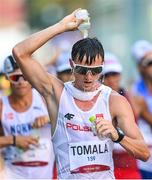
[
  {"xmin": 33, "ymin": 106, "xmax": 42, "ymax": 110},
  {"xmin": 64, "ymin": 113, "xmax": 75, "ymax": 120},
  {"xmin": 5, "ymin": 112, "xmax": 14, "ymax": 120},
  {"xmin": 66, "ymin": 122, "xmax": 92, "ymax": 132}
]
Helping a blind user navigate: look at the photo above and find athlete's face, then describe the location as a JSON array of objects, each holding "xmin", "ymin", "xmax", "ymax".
[
  {"xmin": 7, "ymin": 69, "xmax": 32, "ymax": 97},
  {"xmin": 72, "ymin": 55, "xmax": 103, "ymax": 92},
  {"xmin": 141, "ymin": 54, "xmax": 152, "ymax": 82},
  {"xmin": 104, "ymin": 72, "xmax": 121, "ymax": 92}
]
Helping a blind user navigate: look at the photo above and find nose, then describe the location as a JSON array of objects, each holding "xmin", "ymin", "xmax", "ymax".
[
  {"xmin": 85, "ymin": 70, "xmax": 93, "ymax": 79},
  {"xmin": 18, "ymin": 76, "xmax": 25, "ymax": 83}
]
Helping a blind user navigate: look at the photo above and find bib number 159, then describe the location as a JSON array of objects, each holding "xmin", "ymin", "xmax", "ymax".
[{"xmin": 87, "ymin": 155, "xmax": 96, "ymax": 161}]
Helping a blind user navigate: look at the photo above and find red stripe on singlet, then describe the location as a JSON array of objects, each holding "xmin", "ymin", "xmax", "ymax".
[
  {"xmin": 71, "ymin": 164, "xmax": 110, "ymax": 174},
  {"xmin": 12, "ymin": 161, "xmax": 48, "ymax": 167}
]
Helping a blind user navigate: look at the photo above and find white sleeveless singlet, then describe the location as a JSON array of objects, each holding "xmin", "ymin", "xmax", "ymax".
[
  {"xmin": 1, "ymin": 89, "xmax": 55, "ymax": 179},
  {"xmin": 52, "ymin": 84, "xmax": 115, "ymax": 179}
]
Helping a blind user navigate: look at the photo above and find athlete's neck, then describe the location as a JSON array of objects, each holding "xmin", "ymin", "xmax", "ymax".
[
  {"xmin": 64, "ymin": 81, "xmax": 104, "ymax": 101},
  {"xmin": 73, "ymin": 81, "xmax": 101, "ymax": 92}
]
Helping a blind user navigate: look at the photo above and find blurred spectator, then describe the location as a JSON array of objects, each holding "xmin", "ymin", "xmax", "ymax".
[
  {"xmin": 0, "ymin": 0, "xmax": 29, "ymax": 72},
  {"xmin": 0, "ymin": 55, "xmax": 55, "ymax": 179},
  {"xmin": 131, "ymin": 40, "xmax": 152, "ymax": 179},
  {"xmin": 102, "ymin": 52, "xmax": 141, "ymax": 179},
  {"xmin": 0, "ymin": 73, "xmax": 11, "ymax": 98},
  {"xmin": 46, "ymin": 40, "xmax": 74, "ymax": 82},
  {"xmin": 55, "ymin": 49, "xmax": 74, "ymax": 82}
]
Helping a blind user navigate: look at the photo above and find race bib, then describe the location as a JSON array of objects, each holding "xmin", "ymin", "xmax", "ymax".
[
  {"xmin": 11, "ymin": 138, "xmax": 51, "ymax": 166},
  {"xmin": 69, "ymin": 140, "xmax": 112, "ymax": 173}
]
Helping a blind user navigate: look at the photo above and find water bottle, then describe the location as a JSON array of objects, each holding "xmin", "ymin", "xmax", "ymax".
[
  {"xmin": 31, "ymin": 128, "xmax": 40, "ymax": 140},
  {"xmin": 75, "ymin": 9, "xmax": 91, "ymax": 38},
  {"xmin": 89, "ymin": 115, "xmax": 97, "ymax": 136},
  {"xmin": 89, "ymin": 114, "xmax": 107, "ymax": 140},
  {"xmin": 30, "ymin": 128, "xmax": 40, "ymax": 149}
]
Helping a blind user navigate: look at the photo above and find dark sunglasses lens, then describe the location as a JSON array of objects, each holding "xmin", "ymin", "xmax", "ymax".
[
  {"xmin": 90, "ymin": 67, "xmax": 103, "ymax": 75},
  {"xmin": 9, "ymin": 75, "xmax": 18, "ymax": 82},
  {"xmin": 9, "ymin": 75, "xmax": 25, "ymax": 82},
  {"xmin": 142, "ymin": 59, "xmax": 152, "ymax": 67},
  {"xmin": 148, "ymin": 62, "xmax": 152, "ymax": 66},
  {"xmin": 74, "ymin": 66, "xmax": 87, "ymax": 75}
]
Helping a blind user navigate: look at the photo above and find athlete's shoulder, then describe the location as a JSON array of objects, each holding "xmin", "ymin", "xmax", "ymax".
[
  {"xmin": 109, "ymin": 90, "xmax": 133, "ymax": 117},
  {"xmin": 110, "ymin": 90, "xmax": 130, "ymax": 110}
]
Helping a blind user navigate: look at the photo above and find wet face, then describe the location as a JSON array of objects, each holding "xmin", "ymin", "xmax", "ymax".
[
  {"xmin": 7, "ymin": 69, "xmax": 32, "ymax": 97},
  {"xmin": 104, "ymin": 72, "xmax": 121, "ymax": 91},
  {"xmin": 72, "ymin": 55, "xmax": 103, "ymax": 91}
]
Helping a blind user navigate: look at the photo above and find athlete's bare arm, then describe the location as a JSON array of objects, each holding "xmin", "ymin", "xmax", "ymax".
[
  {"xmin": 12, "ymin": 10, "xmax": 82, "ymax": 101},
  {"xmin": 95, "ymin": 91, "xmax": 150, "ymax": 161},
  {"xmin": 135, "ymin": 96, "xmax": 152, "ymax": 125},
  {"xmin": 110, "ymin": 91, "xmax": 150, "ymax": 161},
  {"xmin": 125, "ymin": 91, "xmax": 152, "ymax": 125},
  {"xmin": 12, "ymin": 10, "xmax": 83, "ymax": 128}
]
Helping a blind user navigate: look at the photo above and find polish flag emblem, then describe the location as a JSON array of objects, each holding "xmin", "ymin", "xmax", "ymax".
[{"xmin": 5, "ymin": 112, "xmax": 14, "ymax": 120}]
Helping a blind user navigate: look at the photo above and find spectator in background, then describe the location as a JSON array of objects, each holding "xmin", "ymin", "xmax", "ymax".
[
  {"xmin": 102, "ymin": 52, "xmax": 141, "ymax": 179},
  {"xmin": 0, "ymin": 55, "xmax": 55, "ymax": 179},
  {"xmin": 55, "ymin": 48, "xmax": 74, "ymax": 82},
  {"xmin": 0, "ymin": 73, "xmax": 11, "ymax": 98},
  {"xmin": 131, "ymin": 40, "xmax": 152, "ymax": 179},
  {"xmin": 46, "ymin": 40, "xmax": 74, "ymax": 82},
  {"xmin": 45, "ymin": 31, "xmax": 81, "ymax": 77}
]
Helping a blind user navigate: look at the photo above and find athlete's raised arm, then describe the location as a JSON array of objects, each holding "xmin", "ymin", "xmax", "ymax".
[{"xmin": 12, "ymin": 9, "xmax": 83, "ymax": 99}]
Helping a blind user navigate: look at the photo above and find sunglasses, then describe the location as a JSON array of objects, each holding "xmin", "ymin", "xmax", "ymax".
[
  {"xmin": 141, "ymin": 59, "xmax": 152, "ymax": 67},
  {"xmin": 73, "ymin": 62, "xmax": 103, "ymax": 75},
  {"xmin": 7, "ymin": 74, "xmax": 26, "ymax": 84}
]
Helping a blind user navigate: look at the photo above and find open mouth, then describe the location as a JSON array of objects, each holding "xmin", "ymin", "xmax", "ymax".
[
  {"xmin": 83, "ymin": 81, "xmax": 93, "ymax": 88},
  {"xmin": 84, "ymin": 81, "xmax": 92, "ymax": 84}
]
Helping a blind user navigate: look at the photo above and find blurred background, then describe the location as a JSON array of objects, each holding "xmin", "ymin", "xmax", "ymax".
[{"xmin": 1, "ymin": 0, "xmax": 152, "ymax": 88}]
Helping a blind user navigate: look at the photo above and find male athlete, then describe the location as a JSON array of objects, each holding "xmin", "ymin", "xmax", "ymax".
[
  {"xmin": 12, "ymin": 10, "xmax": 150, "ymax": 179},
  {"xmin": 0, "ymin": 55, "xmax": 55, "ymax": 179}
]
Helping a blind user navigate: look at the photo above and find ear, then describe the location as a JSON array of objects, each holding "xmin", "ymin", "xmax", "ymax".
[
  {"xmin": 99, "ymin": 74, "xmax": 104, "ymax": 83},
  {"xmin": 69, "ymin": 59, "xmax": 74, "ymax": 68}
]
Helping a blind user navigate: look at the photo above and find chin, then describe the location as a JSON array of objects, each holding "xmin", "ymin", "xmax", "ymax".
[
  {"xmin": 16, "ymin": 91, "xmax": 28, "ymax": 97},
  {"xmin": 15, "ymin": 88, "xmax": 31, "ymax": 96},
  {"xmin": 83, "ymin": 86, "xmax": 93, "ymax": 92},
  {"xmin": 83, "ymin": 82, "xmax": 96, "ymax": 90}
]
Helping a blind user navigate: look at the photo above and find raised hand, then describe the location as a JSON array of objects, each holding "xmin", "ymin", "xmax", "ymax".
[
  {"xmin": 59, "ymin": 8, "xmax": 84, "ymax": 31},
  {"xmin": 32, "ymin": 115, "xmax": 49, "ymax": 128}
]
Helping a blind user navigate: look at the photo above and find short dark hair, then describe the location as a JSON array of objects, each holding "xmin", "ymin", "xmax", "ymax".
[{"xmin": 71, "ymin": 37, "xmax": 104, "ymax": 65}]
